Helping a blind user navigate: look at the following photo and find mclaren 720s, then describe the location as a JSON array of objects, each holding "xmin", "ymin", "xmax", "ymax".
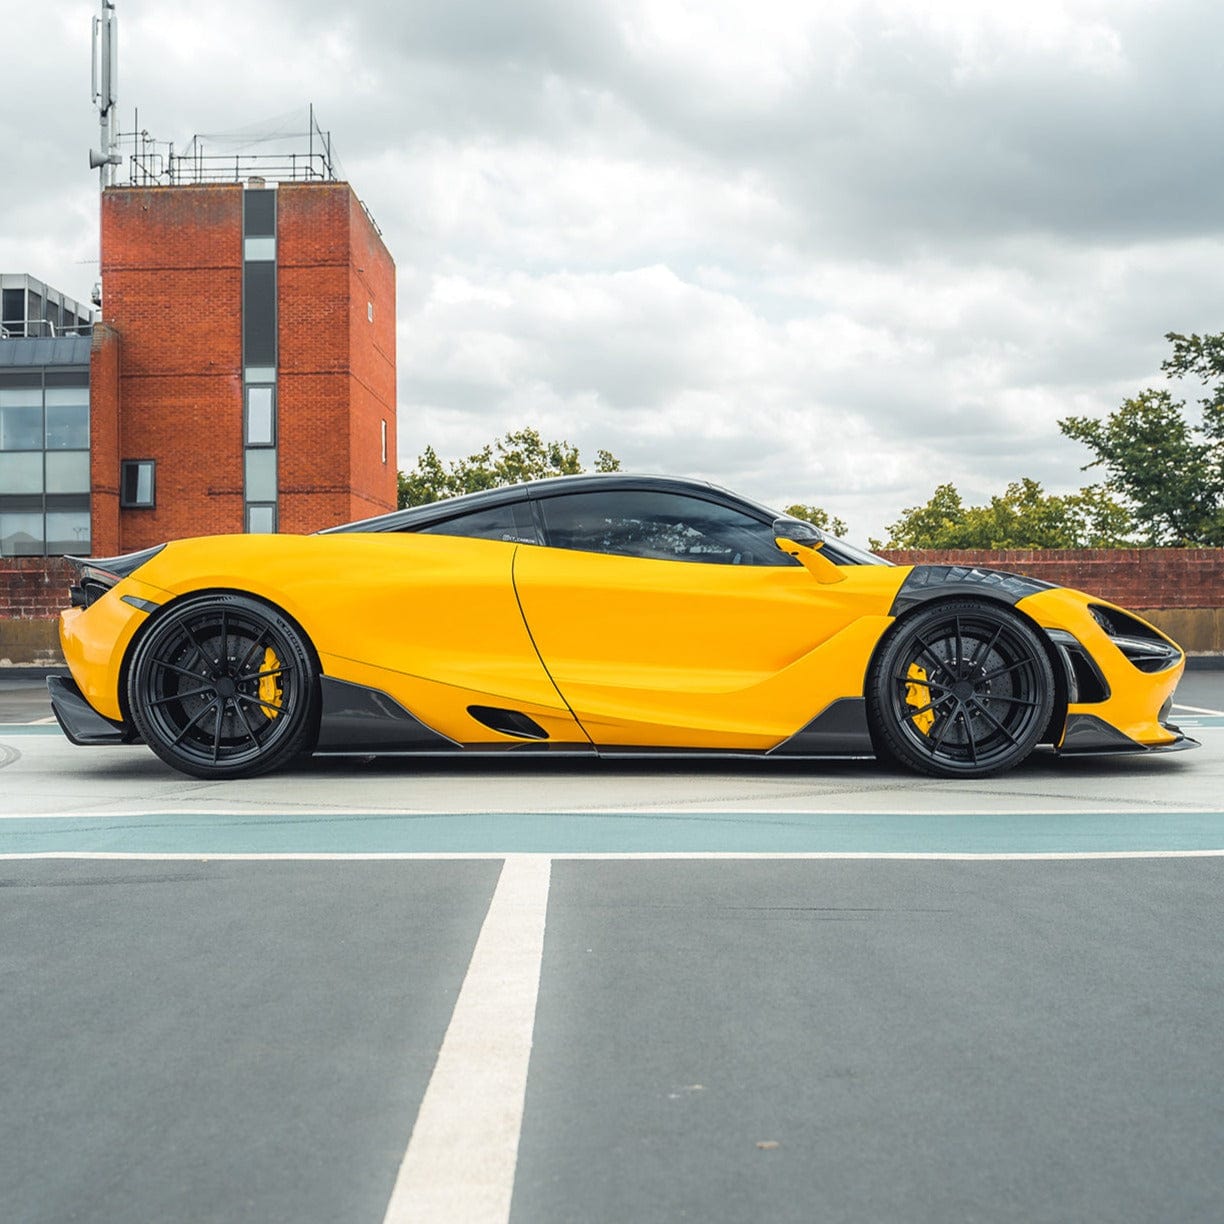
[{"xmin": 48, "ymin": 474, "xmax": 1195, "ymax": 780}]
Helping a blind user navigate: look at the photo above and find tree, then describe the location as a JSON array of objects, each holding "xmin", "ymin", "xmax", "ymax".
[
  {"xmin": 873, "ymin": 478, "xmax": 1134, "ymax": 550},
  {"xmin": 783, "ymin": 504, "xmax": 849, "ymax": 537},
  {"xmin": 398, "ymin": 428, "xmax": 622, "ymax": 509},
  {"xmin": 1059, "ymin": 330, "xmax": 1224, "ymax": 545}
]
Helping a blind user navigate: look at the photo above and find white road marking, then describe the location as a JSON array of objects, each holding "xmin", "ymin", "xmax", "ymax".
[
  {"xmin": 1172, "ymin": 703, "xmax": 1224, "ymax": 715},
  {"xmin": 381, "ymin": 853, "xmax": 551, "ymax": 1224},
  {"xmin": 3, "ymin": 850, "xmax": 1224, "ymax": 861}
]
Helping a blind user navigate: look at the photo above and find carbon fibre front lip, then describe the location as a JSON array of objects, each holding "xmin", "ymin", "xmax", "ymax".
[{"xmin": 1056, "ymin": 711, "xmax": 1199, "ymax": 756}]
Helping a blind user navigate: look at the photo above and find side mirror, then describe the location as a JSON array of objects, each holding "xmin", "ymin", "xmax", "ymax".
[
  {"xmin": 772, "ymin": 517, "xmax": 824, "ymax": 548},
  {"xmin": 772, "ymin": 517, "xmax": 844, "ymax": 584}
]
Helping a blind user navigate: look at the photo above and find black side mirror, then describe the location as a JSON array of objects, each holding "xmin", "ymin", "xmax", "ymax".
[
  {"xmin": 772, "ymin": 517, "xmax": 844, "ymax": 583},
  {"xmin": 772, "ymin": 517, "xmax": 824, "ymax": 548}
]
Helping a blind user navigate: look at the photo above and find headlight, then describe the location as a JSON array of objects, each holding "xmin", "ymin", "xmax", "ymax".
[{"xmin": 1089, "ymin": 605, "xmax": 1181, "ymax": 674}]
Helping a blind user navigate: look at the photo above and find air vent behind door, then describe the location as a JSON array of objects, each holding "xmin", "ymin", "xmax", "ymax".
[{"xmin": 467, "ymin": 706, "xmax": 550, "ymax": 740}]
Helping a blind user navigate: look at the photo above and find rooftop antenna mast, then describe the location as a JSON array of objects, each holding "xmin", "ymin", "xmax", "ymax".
[{"xmin": 90, "ymin": 0, "xmax": 121, "ymax": 186}]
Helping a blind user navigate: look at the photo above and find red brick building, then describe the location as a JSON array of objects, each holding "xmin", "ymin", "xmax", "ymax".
[{"xmin": 90, "ymin": 180, "xmax": 396, "ymax": 556}]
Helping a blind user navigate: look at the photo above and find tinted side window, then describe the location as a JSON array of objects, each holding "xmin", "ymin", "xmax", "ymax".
[
  {"xmin": 415, "ymin": 501, "xmax": 539, "ymax": 544},
  {"xmin": 539, "ymin": 490, "xmax": 796, "ymax": 566}
]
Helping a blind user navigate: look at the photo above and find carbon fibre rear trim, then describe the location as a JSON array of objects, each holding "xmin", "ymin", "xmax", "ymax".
[
  {"xmin": 315, "ymin": 677, "xmax": 461, "ymax": 753},
  {"xmin": 768, "ymin": 698, "xmax": 875, "ymax": 756}
]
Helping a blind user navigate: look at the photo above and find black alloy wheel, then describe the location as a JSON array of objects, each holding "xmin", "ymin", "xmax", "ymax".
[
  {"xmin": 126, "ymin": 593, "xmax": 318, "ymax": 780},
  {"xmin": 868, "ymin": 599, "xmax": 1054, "ymax": 778}
]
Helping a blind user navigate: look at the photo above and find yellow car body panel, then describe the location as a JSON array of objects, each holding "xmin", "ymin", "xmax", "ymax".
[
  {"xmin": 1017, "ymin": 587, "xmax": 1184, "ymax": 748},
  {"xmin": 514, "ymin": 547, "xmax": 907, "ymax": 748},
  {"xmin": 59, "ymin": 576, "xmax": 170, "ymax": 721},
  {"xmin": 61, "ymin": 534, "xmax": 585, "ymax": 745}
]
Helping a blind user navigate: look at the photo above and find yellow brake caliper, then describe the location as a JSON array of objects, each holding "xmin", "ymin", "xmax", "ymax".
[
  {"xmin": 905, "ymin": 663, "xmax": 935, "ymax": 735},
  {"xmin": 258, "ymin": 646, "xmax": 282, "ymax": 719}
]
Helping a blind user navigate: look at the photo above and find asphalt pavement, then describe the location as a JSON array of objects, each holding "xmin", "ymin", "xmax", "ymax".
[{"xmin": 2, "ymin": 666, "xmax": 1223, "ymax": 1224}]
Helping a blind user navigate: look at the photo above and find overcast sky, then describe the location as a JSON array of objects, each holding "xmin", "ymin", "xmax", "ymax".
[{"xmin": 3, "ymin": 0, "xmax": 1222, "ymax": 542}]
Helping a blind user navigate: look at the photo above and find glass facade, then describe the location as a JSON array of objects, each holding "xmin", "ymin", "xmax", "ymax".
[
  {"xmin": 0, "ymin": 375, "xmax": 90, "ymax": 555},
  {"xmin": 0, "ymin": 274, "xmax": 93, "ymax": 339}
]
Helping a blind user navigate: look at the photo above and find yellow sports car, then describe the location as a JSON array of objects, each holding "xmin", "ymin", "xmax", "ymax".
[{"xmin": 48, "ymin": 474, "xmax": 1194, "ymax": 780}]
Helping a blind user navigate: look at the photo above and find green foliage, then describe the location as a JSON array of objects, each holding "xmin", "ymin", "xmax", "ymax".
[
  {"xmin": 783, "ymin": 504, "xmax": 848, "ymax": 538},
  {"xmin": 398, "ymin": 428, "xmax": 622, "ymax": 509},
  {"xmin": 873, "ymin": 479, "xmax": 1134, "ymax": 550},
  {"xmin": 1059, "ymin": 330, "xmax": 1224, "ymax": 545}
]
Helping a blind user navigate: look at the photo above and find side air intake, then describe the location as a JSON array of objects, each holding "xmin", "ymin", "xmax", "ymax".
[{"xmin": 467, "ymin": 706, "xmax": 550, "ymax": 740}]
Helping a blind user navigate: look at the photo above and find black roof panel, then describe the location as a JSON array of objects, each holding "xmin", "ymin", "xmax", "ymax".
[{"xmin": 320, "ymin": 472, "xmax": 768, "ymax": 534}]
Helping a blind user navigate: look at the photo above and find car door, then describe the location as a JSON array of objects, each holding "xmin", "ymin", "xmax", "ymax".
[
  {"xmin": 512, "ymin": 489, "xmax": 901, "ymax": 750},
  {"xmin": 300, "ymin": 529, "xmax": 589, "ymax": 747}
]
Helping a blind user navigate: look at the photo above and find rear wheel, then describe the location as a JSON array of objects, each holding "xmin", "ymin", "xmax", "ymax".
[
  {"xmin": 868, "ymin": 600, "xmax": 1054, "ymax": 778},
  {"xmin": 127, "ymin": 594, "xmax": 318, "ymax": 779}
]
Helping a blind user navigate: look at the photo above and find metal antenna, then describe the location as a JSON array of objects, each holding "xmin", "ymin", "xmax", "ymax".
[{"xmin": 90, "ymin": 0, "xmax": 121, "ymax": 187}]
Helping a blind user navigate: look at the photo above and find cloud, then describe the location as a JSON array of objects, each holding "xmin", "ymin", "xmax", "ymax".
[{"xmin": 3, "ymin": 0, "xmax": 1224, "ymax": 544}]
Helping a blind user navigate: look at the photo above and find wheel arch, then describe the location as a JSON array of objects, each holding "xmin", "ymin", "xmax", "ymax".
[
  {"xmin": 118, "ymin": 586, "xmax": 324, "ymax": 731},
  {"xmin": 867, "ymin": 590, "xmax": 1070, "ymax": 747}
]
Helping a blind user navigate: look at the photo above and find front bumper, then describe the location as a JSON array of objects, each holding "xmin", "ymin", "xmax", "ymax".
[
  {"xmin": 1055, "ymin": 710, "xmax": 1199, "ymax": 756},
  {"xmin": 47, "ymin": 675, "xmax": 139, "ymax": 746}
]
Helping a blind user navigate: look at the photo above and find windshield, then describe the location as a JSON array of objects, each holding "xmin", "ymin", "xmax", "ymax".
[
  {"xmin": 819, "ymin": 534, "xmax": 893, "ymax": 567},
  {"xmin": 722, "ymin": 484, "xmax": 892, "ymax": 567}
]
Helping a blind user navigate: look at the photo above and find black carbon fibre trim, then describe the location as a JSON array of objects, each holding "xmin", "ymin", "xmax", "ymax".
[
  {"xmin": 1056, "ymin": 713, "xmax": 1198, "ymax": 756},
  {"xmin": 47, "ymin": 676, "xmax": 139, "ymax": 746},
  {"xmin": 768, "ymin": 698, "xmax": 875, "ymax": 757},
  {"xmin": 1044, "ymin": 629, "xmax": 1111, "ymax": 704},
  {"xmin": 120, "ymin": 594, "xmax": 162, "ymax": 614},
  {"xmin": 1058, "ymin": 713, "xmax": 1139, "ymax": 752},
  {"xmin": 315, "ymin": 677, "xmax": 461, "ymax": 753},
  {"xmin": 889, "ymin": 565, "xmax": 1057, "ymax": 616}
]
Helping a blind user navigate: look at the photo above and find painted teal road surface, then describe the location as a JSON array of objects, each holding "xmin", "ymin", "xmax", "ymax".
[{"xmin": 3, "ymin": 809, "xmax": 1224, "ymax": 856}]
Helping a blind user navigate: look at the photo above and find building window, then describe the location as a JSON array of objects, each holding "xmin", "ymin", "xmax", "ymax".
[
  {"xmin": 0, "ymin": 370, "xmax": 90, "ymax": 557},
  {"xmin": 381, "ymin": 419, "xmax": 387, "ymax": 464},
  {"xmin": 46, "ymin": 510, "xmax": 91, "ymax": 553},
  {"xmin": 0, "ymin": 511, "xmax": 43, "ymax": 555},
  {"xmin": 245, "ymin": 385, "xmax": 276, "ymax": 446},
  {"xmin": 120, "ymin": 459, "xmax": 156, "ymax": 508},
  {"xmin": 1, "ymin": 288, "xmax": 24, "ymax": 337},
  {"xmin": 244, "ymin": 448, "xmax": 277, "ymax": 503},
  {"xmin": 0, "ymin": 388, "xmax": 44, "ymax": 450},
  {"xmin": 243, "ymin": 262, "xmax": 277, "ymax": 367},
  {"xmin": 44, "ymin": 392, "xmax": 89, "ymax": 449},
  {"xmin": 246, "ymin": 503, "xmax": 276, "ymax": 534},
  {"xmin": 244, "ymin": 236, "xmax": 276, "ymax": 261},
  {"xmin": 0, "ymin": 452, "xmax": 44, "ymax": 494},
  {"xmin": 46, "ymin": 451, "xmax": 90, "ymax": 493}
]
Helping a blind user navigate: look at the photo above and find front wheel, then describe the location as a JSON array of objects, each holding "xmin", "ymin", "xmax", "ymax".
[
  {"xmin": 867, "ymin": 600, "xmax": 1054, "ymax": 778},
  {"xmin": 127, "ymin": 593, "xmax": 318, "ymax": 780}
]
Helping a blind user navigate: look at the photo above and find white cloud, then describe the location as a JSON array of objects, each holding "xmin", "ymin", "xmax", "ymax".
[{"xmin": 3, "ymin": 0, "xmax": 1223, "ymax": 544}]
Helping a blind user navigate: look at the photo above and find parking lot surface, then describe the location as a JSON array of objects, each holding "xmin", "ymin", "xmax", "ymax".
[{"xmin": 2, "ymin": 669, "xmax": 1223, "ymax": 1223}]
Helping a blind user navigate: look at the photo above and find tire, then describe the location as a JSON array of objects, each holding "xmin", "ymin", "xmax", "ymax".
[
  {"xmin": 126, "ymin": 593, "xmax": 318, "ymax": 780},
  {"xmin": 867, "ymin": 599, "xmax": 1054, "ymax": 779}
]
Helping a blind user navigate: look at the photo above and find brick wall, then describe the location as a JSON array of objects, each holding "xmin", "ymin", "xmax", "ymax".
[
  {"xmin": 0, "ymin": 559, "xmax": 73, "ymax": 663},
  {"xmin": 876, "ymin": 549, "xmax": 1224, "ymax": 609},
  {"xmin": 98, "ymin": 185, "xmax": 245, "ymax": 554},
  {"xmin": 90, "ymin": 323, "xmax": 121, "ymax": 556},
  {"xmin": 5, "ymin": 549, "xmax": 1224, "ymax": 663},
  {"xmin": 276, "ymin": 182, "xmax": 397, "ymax": 532},
  {"xmin": 96, "ymin": 182, "xmax": 398, "ymax": 550}
]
